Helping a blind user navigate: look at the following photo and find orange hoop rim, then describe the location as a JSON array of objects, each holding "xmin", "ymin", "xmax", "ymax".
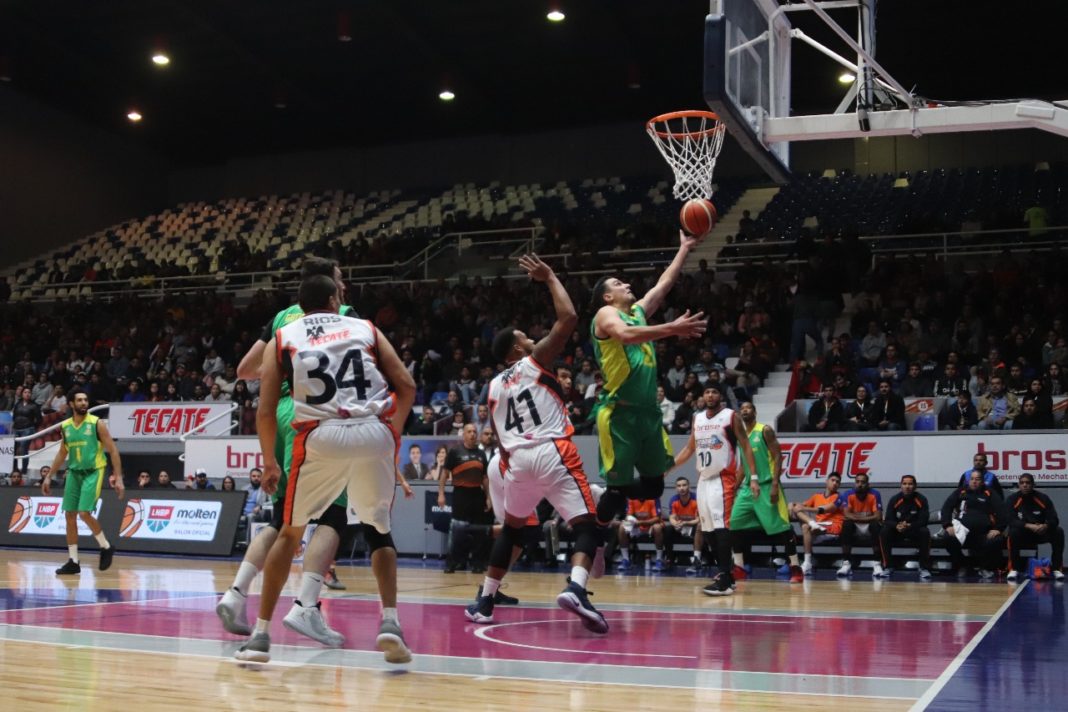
[{"xmin": 646, "ymin": 109, "xmax": 724, "ymax": 140}]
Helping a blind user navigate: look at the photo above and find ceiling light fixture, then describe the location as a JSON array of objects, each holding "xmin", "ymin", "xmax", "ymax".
[
  {"xmin": 838, "ymin": 72, "xmax": 856, "ymax": 84},
  {"xmin": 152, "ymin": 52, "xmax": 170, "ymax": 66},
  {"xmin": 337, "ymin": 11, "xmax": 353, "ymax": 42},
  {"xmin": 127, "ymin": 110, "xmax": 143, "ymax": 122},
  {"xmin": 547, "ymin": 9, "xmax": 566, "ymax": 22},
  {"xmin": 439, "ymin": 90, "xmax": 456, "ymax": 101}
]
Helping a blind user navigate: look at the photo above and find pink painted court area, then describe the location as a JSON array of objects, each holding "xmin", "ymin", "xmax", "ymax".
[{"xmin": 2, "ymin": 594, "xmax": 981, "ymax": 680}]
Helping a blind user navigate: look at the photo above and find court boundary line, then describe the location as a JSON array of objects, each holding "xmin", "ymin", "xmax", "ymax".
[
  {"xmin": 0, "ymin": 593, "xmax": 219, "ymax": 616},
  {"xmin": 0, "ymin": 621, "xmax": 931, "ymax": 697},
  {"xmin": 908, "ymin": 580, "xmax": 1029, "ymax": 711}
]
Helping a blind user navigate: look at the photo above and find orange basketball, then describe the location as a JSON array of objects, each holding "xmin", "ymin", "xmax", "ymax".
[
  {"xmin": 8, "ymin": 496, "xmax": 31, "ymax": 534},
  {"xmin": 679, "ymin": 198, "xmax": 717, "ymax": 237},
  {"xmin": 121, "ymin": 499, "xmax": 144, "ymax": 537}
]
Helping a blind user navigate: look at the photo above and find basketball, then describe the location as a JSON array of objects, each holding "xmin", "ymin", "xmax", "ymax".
[
  {"xmin": 7, "ymin": 496, "xmax": 32, "ymax": 534},
  {"xmin": 679, "ymin": 198, "xmax": 717, "ymax": 237},
  {"xmin": 120, "ymin": 499, "xmax": 145, "ymax": 538}
]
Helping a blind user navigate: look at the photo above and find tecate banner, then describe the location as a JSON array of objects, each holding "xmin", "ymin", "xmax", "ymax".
[
  {"xmin": 108, "ymin": 403, "xmax": 233, "ymax": 439},
  {"xmin": 777, "ymin": 433, "xmax": 1068, "ymax": 484},
  {"xmin": 119, "ymin": 498, "xmax": 222, "ymax": 541},
  {"xmin": 184, "ymin": 438, "xmax": 265, "ymax": 480},
  {"xmin": 8, "ymin": 496, "xmax": 102, "ymax": 536}
]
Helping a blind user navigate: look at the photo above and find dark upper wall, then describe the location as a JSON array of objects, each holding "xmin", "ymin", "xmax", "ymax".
[{"xmin": 0, "ymin": 87, "xmax": 168, "ymax": 270}]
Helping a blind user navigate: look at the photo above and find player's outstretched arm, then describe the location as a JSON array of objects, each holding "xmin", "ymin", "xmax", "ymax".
[
  {"xmin": 595, "ymin": 305, "xmax": 707, "ymax": 345},
  {"xmin": 521, "ymin": 254, "xmax": 577, "ymax": 368},
  {"xmin": 636, "ymin": 230, "xmax": 700, "ymax": 318},
  {"xmin": 237, "ymin": 320, "xmax": 273, "ymax": 380},
  {"xmin": 256, "ymin": 338, "xmax": 282, "ymax": 495}
]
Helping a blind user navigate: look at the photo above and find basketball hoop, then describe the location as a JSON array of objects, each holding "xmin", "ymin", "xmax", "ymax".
[{"xmin": 646, "ymin": 110, "xmax": 726, "ymax": 201}]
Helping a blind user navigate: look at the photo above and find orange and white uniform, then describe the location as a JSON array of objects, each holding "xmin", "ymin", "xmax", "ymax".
[
  {"xmin": 691, "ymin": 407, "xmax": 738, "ymax": 530},
  {"xmin": 488, "ymin": 356, "xmax": 595, "ymax": 523}
]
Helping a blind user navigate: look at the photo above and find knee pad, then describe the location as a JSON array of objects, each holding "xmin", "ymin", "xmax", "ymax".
[
  {"xmin": 596, "ymin": 488, "xmax": 628, "ymax": 525},
  {"xmin": 313, "ymin": 503, "xmax": 348, "ymax": 533},
  {"xmin": 362, "ymin": 524, "xmax": 395, "ymax": 554},
  {"xmin": 522, "ymin": 524, "xmax": 542, "ymax": 547},
  {"xmin": 572, "ymin": 521, "xmax": 601, "ymax": 560},
  {"xmin": 490, "ymin": 525, "xmax": 524, "ymax": 569},
  {"xmin": 634, "ymin": 476, "xmax": 665, "ymax": 501}
]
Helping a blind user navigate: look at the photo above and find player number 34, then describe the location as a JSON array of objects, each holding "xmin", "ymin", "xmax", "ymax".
[{"xmin": 298, "ymin": 348, "xmax": 372, "ymax": 405}]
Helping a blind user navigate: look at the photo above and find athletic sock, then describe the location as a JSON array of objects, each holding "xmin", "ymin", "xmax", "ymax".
[
  {"xmin": 382, "ymin": 607, "xmax": 399, "ymax": 624},
  {"xmin": 232, "ymin": 561, "xmax": 258, "ymax": 596},
  {"xmin": 69, "ymin": 545, "xmax": 79, "ymax": 564},
  {"xmin": 804, "ymin": 553, "xmax": 813, "ymax": 566},
  {"xmin": 298, "ymin": 572, "xmax": 324, "ymax": 608},
  {"xmin": 655, "ymin": 549, "xmax": 663, "ymax": 561},
  {"xmin": 571, "ymin": 566, "xmax": 590, "ymax": 590},
  {"xmin": 733, "ymin": 552, "xmax": 745, "ymax": 567},
  {"xmin": 94, "ymin": 532, "xmax": 109, "ymax": 549},
  {"xmin": 481, "ymin": 576, "xmax": 501, "ymax": 597},
  {"xmin": 788, "ymin": 554, "xmax": 800, "ymax": 567},
  {"xmin": 255, "ymin": 618, "xmax": 270, "ymax": 634}
]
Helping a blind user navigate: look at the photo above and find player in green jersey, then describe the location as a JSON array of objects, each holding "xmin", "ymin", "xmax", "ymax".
[
  {"xmin": 729, "ymin": 402, "xmax": 803, "ymax": 584},
  {"xmin": 216, "ymin": 256, "xmax": 411, "ymax": 647},
  {"xmin": 42, "ymin": 389, "xmax": 125, "ymax": 575},
  {"xmin": 590, "ymin": 230, "xmax": 707, "ymax": 526}
]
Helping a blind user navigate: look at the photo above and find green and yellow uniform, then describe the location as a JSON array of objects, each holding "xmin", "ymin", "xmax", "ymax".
[
  {"xmin": 268, "ymin": 303, "xmax": 357, "ymax": 507},
  {"xmin": 60, "ymin": 414, "xmax": 107, "ymax": 512},
  {"xmin": 591, "ymin": 304, "xmax": 674, "ymax": 487},
  {"xmin": 729, "ymin": 422, "xmax": 790, "ymax": 534}
]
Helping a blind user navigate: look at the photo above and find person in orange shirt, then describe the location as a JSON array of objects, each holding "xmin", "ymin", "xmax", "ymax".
[
  {"xmin": 790, "ymin": 472, "xmax": 845, "ymax": 576},
  {"xmin": 666, "ymin": 477, "xmax": 703, "ymax": 571},
  {"xmin": 617, "ymin": 498, "xmax": 664, "ymax": 571}
]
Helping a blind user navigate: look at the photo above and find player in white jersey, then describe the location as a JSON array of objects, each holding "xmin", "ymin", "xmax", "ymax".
[
  {"xmin": 235, "ymin": 274, "xmax": 416, "ymax": 664},
  {"xmin": 672, "ymin": 387, "xmax": 758, "ymax": 597},
  {"xmin": 466, "ymin": 255, "xmax": 608, "ymax": 634}
]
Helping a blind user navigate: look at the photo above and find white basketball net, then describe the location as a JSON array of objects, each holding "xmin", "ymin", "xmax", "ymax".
[{"xmin": 646, "ymin": 111, "xmax": 726, "ymax": 201}]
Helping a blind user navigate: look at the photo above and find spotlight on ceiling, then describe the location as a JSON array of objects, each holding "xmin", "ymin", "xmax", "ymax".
[
  {"xmin": 547, "ymin": 9, "xmax": 566, "ymax": 22},
  {"xmin": 838, "ymin": 72, "xmax": 856, "ymax": 84},
  {"xmin": 127, "ymin": 110, "xmax": 143, "ymax": 122},
  {"xmin": 439, "ymin": 90, "xmax": 456, "ymax": 101},
  {"xmin": 152, "ymin": 52, "xmax": 170, "ymax": 66}
]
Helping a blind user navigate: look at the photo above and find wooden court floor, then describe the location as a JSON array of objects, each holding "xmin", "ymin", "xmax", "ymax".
[{"xmin": 0, "ymin": 549, "xmax": 1047, "ymax": 711}]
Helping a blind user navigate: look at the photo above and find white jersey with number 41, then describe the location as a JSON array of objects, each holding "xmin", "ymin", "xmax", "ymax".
[
  {"xmin": 488, "ymin": 356, "xmax": 573, "ymax": 452},
  {"xmin": 276, "ymin": 313, "xmax": 394, "ymax": 425}
]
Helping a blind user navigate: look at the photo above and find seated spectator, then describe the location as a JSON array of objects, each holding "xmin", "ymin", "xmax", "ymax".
[
  {"xmin": 31, "ymin": 372, "xmax": 54, "ymax": 409},
  {"xmin": 574, "ymin": 358, "xmax": 597, "ymax": 392},
  {"xmin": 6, "ymin": 470, "xmax": 24, "ymax": 487},
  {"xmin": 860, "ymin": 321, "xmax": 887, "ymax": 366},
  {"xmin": 1005, "ymin": 362, "xmax": 1029, "ymax": 399},
  {"xmin": 835, "ymin": 472, "xmax": 883, "ymax": 578},
  {"xmin": 243, "ymin": 468, "xmax": 269, "ymax": 519},
  {"xmin": 940, "ymin": 470, "xmax": 1007, "ymax": 579},
  {"xmin": 879, "ymin": 475, "xmax": 932, "ymax": 579},
  {"xmin": 1044, "ymin": 362, "xmax": 1065, "ymax": 396},
  {"xmin": 844, "ymin": 385, "xmax": 873, "ymax": 431},
  {"xmin": 939, "ymin": 392, "xmax": 978, "ymax": 430},
  {"xmin": 804, "ymin": 384, "xmax": 846, "ymax": 432},
  {"xmin": 876, "ymin": 345, "xmax": 907, "ymax": 390},
  {"xmin": 657, "ymin": 385, "xmax": 678, "ymax": 430},
  {"xmin": 790, "ymin": 472, "xmax": 845, "ymax": 575},
  {"xmin": 957, "ymin": 453, "xmax": 1004, "ymax": 499},
  {"xmin": 831, "ymin": 372, "xmax": 856, "ymax": 400},
  {"xmin": 617, "ymin": 498, "xmax": 665, "ymax": 572},
  {"xmin": 136, "ymin": 470, "xmax": 153, "ymax": 489},
  {"xmin": 671, "ymin": 392, "xmax": 697, "ymax": 435},
  {"xmin": 1024, "ymin": 378, "xmax": 1055, "ymax": 427},
  {"xmin": 187, "ymin": 468, "xmax": 217, "ymax": 490},
  {"xmin": 1013, "ymin": 397, "xmax": 1048, "ymax": 430},
  {"xmin": 933, "ymin": 362, "xmax": 969, "ymax": 398},
  {"xmin": 449, "ymin": 410, "xmax": 466, "ymax": 436},
  {"xmin": 157, "ymin": 470, "xmax": 176, "ymax": 488},
  {"xmin": 407, "ymin": 405, "xmax": 438, "ymax": 435},
  {"xmin": 665, "ymin": 477, "xmax": 702, "ymax": 570},
  {"xmin": 899, "ymin": 362, "xmax": 932, "ymax": 397},
  {"xmin": 45, "ymin": 384, "xmax": 68, "ymax": 414},
  {"xmin": 820, "ymin": 337, "xmax": 855, "ymax": 383},
  {"xmin": 868, "ymin": 379, "xmax": 906, "ymax": 431},
  {"xmin": 974, "ymin": 375, "xmax": 1019, "ymax": 430},
  {"xmin": 122, "ymin": 379, "xmax": 147, "ymax": 403},
  {"xmin": 1005, "ymin": 473, "xmax": 1065, "ymax": 581},
  {"xmin": 666, "ymin": 371, "xmax": 701, "ymax": 404},
  {"xmin": 204, "ymin": 383, "xmax": 229, "ymax": 403}
]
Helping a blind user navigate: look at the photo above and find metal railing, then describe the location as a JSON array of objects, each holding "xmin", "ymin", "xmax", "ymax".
[
  {"xmin": 859, "ymin": 225, "xmax": 1068, "ymax": 265},
  {"xmin": 11, "ymin": 404, "xmax": 111, "ymax": 460}
]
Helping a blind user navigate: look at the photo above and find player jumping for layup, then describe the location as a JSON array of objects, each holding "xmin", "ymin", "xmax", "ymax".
[
  {"xmin": 590, "ymin": 230, "xmax": 707, "ymax": 529},
  {"xmin": 468, "ymin": 255, "xmax": 608, "ymax": 633}
]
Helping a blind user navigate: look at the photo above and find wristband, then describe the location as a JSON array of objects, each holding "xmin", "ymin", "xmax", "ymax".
[{"xmin": 750, "ymin": 476, "xmax": 758, "ymax": 482}]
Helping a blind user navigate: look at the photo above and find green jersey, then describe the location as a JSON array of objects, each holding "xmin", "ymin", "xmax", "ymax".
[
  {"xmin": 269, "ymin": 303, "xmax": 357, "ymax": 398},
  {"xmin": 591, "ymin": 304, "xmax": 659, "ymax": 409},
  {"xmin": 745, "ymin": 422, "xmax": 776, "ymax": 485},
  {"xmin": 60, "ymin": 414, "xmax": 107, "ymax": 471}
]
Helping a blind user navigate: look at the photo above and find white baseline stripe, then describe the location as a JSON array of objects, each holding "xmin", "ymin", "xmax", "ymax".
[{"xmin": 909, "ymin": 580, "xmax": 1029, "ymax": 711}]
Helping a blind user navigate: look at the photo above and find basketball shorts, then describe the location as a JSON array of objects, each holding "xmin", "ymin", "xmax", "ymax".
[
  {"xmin": 487, "ymin": 454, "xmax": 539, "ymax": 527},
  {"xmin": 696, "ymin": 471, "xmax": 736, "ymax": 531},
  {"xmin": 730, "ymin": 483, "xmax": 792, "ymax": 535},
  {"xmin": 283, "ymin": 420, "xmax": 395, "ymax": 532},
  {"xmin": 275, "ymin": 396, "xmax": 347, "ymax": 509},
  {"xmin": 503, "ymin": 439, "xmax": 597, "ymax": 524},
  {"xmin": 62, "ymin": 468, "xmax": 104, "ymax": 513},
  {"xmin": 596, "ymin": 404, "xmax": 674, "ymax": 487}
]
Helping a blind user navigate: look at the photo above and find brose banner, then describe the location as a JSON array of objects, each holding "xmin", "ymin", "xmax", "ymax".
[
  {"xmin": 120, "ymin": 498, "xmax": 222, "ymax": 541},
  {"xmin": 109, "ymin": 403, "xmax": 233, "ymax": 439}
]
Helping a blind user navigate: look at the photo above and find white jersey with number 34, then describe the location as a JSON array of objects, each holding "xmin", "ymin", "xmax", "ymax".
[
  {"xmin": 488, "ymin": 356, "xmax": 573, "ymax": 452},
  {"xmin": 276, "ymin": 312, "xmax": 394, "ymax": 425}
]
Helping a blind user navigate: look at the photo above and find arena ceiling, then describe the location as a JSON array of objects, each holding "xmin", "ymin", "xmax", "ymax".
[{"xmin": 0, "ymin": 1, "xmax": 1063, "ymax": 166}]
